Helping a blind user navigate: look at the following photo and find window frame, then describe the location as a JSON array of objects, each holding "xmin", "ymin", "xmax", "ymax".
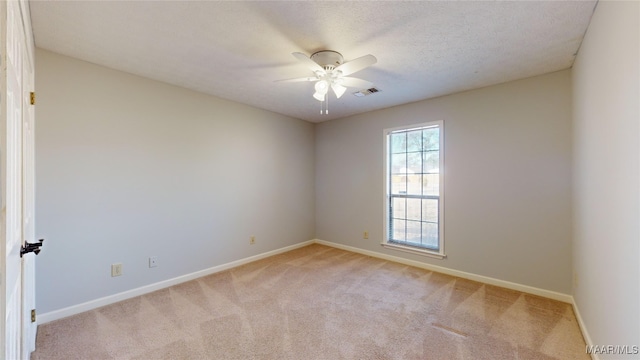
[{"xmin": 382, "ymin": 120, "xmax": 446, "ymax": 259}]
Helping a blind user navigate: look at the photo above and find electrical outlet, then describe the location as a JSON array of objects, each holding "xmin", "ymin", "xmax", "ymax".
[
  {"xmin": 363, "ymin": 231, "xmax": 369, "ymax": 239},
  {"xmin": 250, "ymin": 236, "xmax": 256, "ymax": 245},
  {"xmin": 149, "ymin": 256, "xmax": 158, "ymax": 268},
  {"xmin": 111, "ymin": 263, "xmax": 123, "ymax": 277}
]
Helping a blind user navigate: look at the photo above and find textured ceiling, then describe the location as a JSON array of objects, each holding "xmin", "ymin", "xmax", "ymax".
[{"xmin": 30, "ymin": 1, "xmax": 596, "ymax": 123}]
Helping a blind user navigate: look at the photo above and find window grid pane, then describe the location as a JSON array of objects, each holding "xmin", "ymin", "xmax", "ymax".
[
  {"xmin": 389, "ymin": 195, "xmax": 439, "ymax": 250},
  {"xmin": 387, "ymin": 124, "xmax": 441, "ymax": 252}
]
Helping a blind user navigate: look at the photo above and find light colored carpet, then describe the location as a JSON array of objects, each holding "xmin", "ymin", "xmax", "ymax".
[{"xmin": 33, "ymin": 244, "xmax": 589, "ymax": 359}]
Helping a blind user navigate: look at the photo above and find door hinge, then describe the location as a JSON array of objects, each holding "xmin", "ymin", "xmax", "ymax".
[
  {"xmin": 30, "ymin": 92, "xmax": 35, "ymax": 105},
  {"xmin": 31, "ymin": 309, "xmax": 36, "ymax": 323}
]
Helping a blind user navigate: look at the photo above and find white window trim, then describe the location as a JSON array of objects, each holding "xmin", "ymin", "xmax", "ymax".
[{"xmin": 382, "ymin": 120, "xmax": 445, "ymax": 259}]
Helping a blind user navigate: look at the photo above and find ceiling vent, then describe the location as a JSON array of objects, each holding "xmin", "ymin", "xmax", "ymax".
[{"xmin": 353, "ymin": 87, "xmax": 381, "ymax": 97}]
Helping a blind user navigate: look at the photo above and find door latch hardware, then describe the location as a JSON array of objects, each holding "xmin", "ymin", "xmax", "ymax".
[{"xmin": 20, "ymin": 239, "xmax": 44, "ymax": 257}]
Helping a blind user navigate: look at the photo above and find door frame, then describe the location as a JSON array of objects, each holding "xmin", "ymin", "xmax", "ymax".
[{"xmin": 20, "ymin": 0, "xmax": 36, "ymax": 354}]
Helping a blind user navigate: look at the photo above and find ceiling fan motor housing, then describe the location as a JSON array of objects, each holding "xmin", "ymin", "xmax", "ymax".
[{"xmin": 311, "ymin": 50, "xmax": 344, "ymax": 68}]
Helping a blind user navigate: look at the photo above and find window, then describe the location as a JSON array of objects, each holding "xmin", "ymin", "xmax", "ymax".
[{"xmin": 383, "ymin": 121, "xmax": 445, "ymax": 258}]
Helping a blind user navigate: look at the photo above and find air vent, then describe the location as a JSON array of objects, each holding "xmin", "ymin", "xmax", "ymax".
[{"xmin": 353, "ymin": 87, "xmax": 381, "ymax": 97}]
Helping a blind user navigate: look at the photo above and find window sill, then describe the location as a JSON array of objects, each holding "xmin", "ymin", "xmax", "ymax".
[{"xmin": 381, "ymin": 242, "xmax": 446, "ymax": 260}]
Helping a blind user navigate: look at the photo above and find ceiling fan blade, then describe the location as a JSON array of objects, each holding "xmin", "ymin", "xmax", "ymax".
[
  {"xmin": 275, "ymin": 76, "xmax": 319, "ymax": 83},
  {"xmin": 335, "ymin": 54, "xmax": 377, "ymax": 76},
  {"xmin": 292, "ymin": 52, "xmax": 325, "ymax": 74},
  {"xmin": 340, "ymin": 77, "xmax": 374, "ymax": 89}
]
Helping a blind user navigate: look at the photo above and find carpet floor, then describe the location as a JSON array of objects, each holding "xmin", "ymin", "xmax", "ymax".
[{"xmin": 32, "ymin": 244, "xmax": 589, "ymax": 359}]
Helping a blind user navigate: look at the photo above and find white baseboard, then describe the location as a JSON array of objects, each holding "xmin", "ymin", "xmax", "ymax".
[
  {"xmin": 38, "ymin": 240, "xmax": 315, "ymax": 324},
  {"xmin": 313, "ymin": 239, "xmax": 573, "ymax": 303},
  {"xmin": 571, "ymin": 297, "xmax": 598, "ymax": 360},
  {"xmin": 40, "ymin": 238, "xmax": 575, "ymax": 324},
  {"xmin": 40, "ymin": 238, "xmax": 596, "ymax": 359}
]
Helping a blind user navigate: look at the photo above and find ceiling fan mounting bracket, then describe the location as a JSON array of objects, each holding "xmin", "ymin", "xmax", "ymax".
[{"xmin": 311, "ymin": 50, "xmax": 344, "ymax": 67}]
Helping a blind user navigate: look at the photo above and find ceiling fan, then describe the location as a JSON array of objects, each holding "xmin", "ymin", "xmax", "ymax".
[{"xmin": 277, "ymin": 50, "xmax": 377, "ymax": 113}]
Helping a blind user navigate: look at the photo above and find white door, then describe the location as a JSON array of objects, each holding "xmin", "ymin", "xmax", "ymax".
[{"xmin": 2, "ymin": 0, "xmax": 36, "ymax": 358}]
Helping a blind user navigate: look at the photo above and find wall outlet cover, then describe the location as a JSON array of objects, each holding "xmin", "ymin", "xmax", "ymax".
[{"xmin": 111, "ymin": 263, "xmax": 123, "ymax": 277}]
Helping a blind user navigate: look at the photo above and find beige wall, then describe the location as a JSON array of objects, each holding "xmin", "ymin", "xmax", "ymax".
[
  {"xmin": 316, "ymin": 70, "xmax": 573, "ymax": 294},
  {"xmin": 35, "ymin": 49, "xmax": 316, "ymax": 314},
  {"xmin": 572, "ymin": 0, "xmax": 639, "ymax": 355}
]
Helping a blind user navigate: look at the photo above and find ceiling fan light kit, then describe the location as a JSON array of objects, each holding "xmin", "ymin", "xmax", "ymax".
[{"xmin": 278, "ymin": 50, "xmax": 377, "ymax": 114}]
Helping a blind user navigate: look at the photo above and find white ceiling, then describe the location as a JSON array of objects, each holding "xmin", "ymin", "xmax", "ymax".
[{"xmin": 30, "ymin": 1, "xmax": 596, "ymax": 123}]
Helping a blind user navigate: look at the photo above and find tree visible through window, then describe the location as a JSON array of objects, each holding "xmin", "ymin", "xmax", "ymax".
[{"xmin": 385, "ymin": 121, "xmax": 444, "ymax": 257}]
